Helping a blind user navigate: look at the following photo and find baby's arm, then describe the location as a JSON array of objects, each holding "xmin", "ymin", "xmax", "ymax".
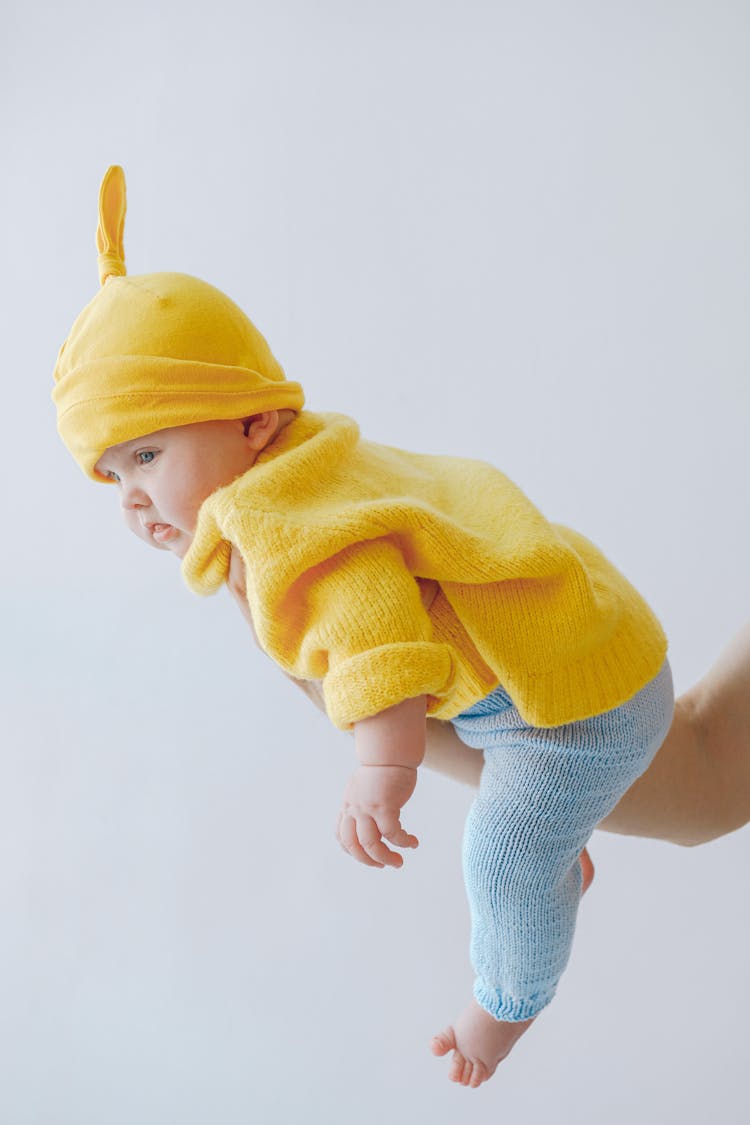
[{"xmin": 337, "ymin": 695, "xmax": 427, "ymax": 869}]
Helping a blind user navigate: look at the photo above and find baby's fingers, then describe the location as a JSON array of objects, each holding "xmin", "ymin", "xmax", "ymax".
[
  {"xmin": 378, "ymin": 810, "xmax": 419, "ymax": 851},
  {"xmin": 337, "ymin": 812, "xmax": 385, "ymax": 868},
  {"xmin": 383, "ymin": 824, "xmax": 419, "ymax": 850},
  {"xmin": 356, "ymin": 814, "xmax": 405, "ymax": 868}
]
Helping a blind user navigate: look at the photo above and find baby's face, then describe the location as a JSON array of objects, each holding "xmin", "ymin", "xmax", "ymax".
[{"xmin": 94, "ymin": 419, "xmax": 263, "ymax": 558}]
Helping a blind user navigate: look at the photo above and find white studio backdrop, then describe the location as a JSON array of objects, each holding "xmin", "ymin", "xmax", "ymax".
[{"xmin": 2, "ymin": 2, "xmax": 748, "ymax": 1122}]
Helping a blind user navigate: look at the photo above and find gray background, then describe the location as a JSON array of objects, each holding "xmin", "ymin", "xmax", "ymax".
[{"xmin": 2, "ymin": 1, "xmax": 749, "ymax": 1121}]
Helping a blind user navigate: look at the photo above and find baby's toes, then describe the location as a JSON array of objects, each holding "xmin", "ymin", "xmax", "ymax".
[
  {"xmin": 430, "ymin": 1028, "xmax": 455, "ymax": 1057},
  {"xmin": 468, "ymin": 1059, "xmax": 489, "ymax": 1088},
  {"xmin": 448, "ymin": 1049, "xmax": 469, "ymax": 1084}
]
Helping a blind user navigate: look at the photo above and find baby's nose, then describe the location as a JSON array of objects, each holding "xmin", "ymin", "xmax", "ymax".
[{"xmin": 121, "ymin": 484, "xmax": 150, "ymax": 510}]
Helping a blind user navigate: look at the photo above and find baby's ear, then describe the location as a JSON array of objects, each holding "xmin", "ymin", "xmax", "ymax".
[{"xmin": 243, "ymin": 411, "xmax": 279, "ymax": 450}]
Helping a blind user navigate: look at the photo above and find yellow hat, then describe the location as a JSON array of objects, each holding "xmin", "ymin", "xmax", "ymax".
[{"xmin": 52, "ymin": 165, "xmax": 305, "ymax": 482}]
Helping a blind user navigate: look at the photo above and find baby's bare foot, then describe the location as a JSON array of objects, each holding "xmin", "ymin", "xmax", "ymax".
[
  {"xmin": 432, "ymin": 852, "xmax": 594, "ymax": 1087},
  {"xmin": 431, "ymin": 1000, "xmax": 535, "ymax": 1087}
]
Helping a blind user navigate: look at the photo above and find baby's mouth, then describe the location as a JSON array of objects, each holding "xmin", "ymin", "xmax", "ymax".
[{"xmin": 150, "ymin": 523, "xmax": 178, "ymax": 544}]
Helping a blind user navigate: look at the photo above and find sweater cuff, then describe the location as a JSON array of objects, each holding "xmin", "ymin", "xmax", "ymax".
[
  {"xmin": 323, "ymin": 642, "xmax": 455, "ymax": 730},
  {"xmin": 473, "ymin": 980, "xmax": 557, "ymax": 1022}
]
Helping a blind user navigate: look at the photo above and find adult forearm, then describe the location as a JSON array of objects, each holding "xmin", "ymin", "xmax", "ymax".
[
  {"xmin": 280, "ymin": 671, "xmax": 730, "ymax": 846},
  {"xmin": 422, "ymin": 719, "xmax": 485, "ymax": 787},
  {"xmin": 227, "ymin": 573, "xmax": 750, "ymax": 847}
]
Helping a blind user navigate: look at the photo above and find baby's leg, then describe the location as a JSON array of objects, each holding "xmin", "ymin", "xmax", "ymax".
[
  {"xmin": 432, "ymin": 662, "xmax": 674, "ymax": 1086},
  {"xmin": 431, "ymin": 846, "xmax": 595, "ymax": 1088}
]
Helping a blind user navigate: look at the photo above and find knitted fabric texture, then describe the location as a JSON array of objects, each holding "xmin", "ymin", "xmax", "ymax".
[
  {"xmin": 52, "ymin": 165, "xmax": 304, "ymax": 481},
  {"xmin": 453, "ymin": 657, "xmax": 674, "ymax": 1021},
  {"xmin": 181, "ymin": 410, "xmax": 668, "ymax": 729}
]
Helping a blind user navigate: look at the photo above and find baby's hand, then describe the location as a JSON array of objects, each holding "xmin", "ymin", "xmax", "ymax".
[{"xmin": 337, "ymin": 765, "xmax": 419, "ymax": 868}]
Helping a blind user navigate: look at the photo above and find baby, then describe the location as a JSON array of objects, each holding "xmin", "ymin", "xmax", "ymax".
[{"xmin": 53, "ymin": 167, "xmax": 675, "ymax": 1088}]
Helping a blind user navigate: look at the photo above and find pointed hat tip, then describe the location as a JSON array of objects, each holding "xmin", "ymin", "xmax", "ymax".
[{"xmin": 96, "ymin": 165, "xmax": 127, "ymax": 286}]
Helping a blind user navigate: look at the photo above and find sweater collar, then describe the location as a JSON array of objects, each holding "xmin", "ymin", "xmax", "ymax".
[{"xmin": 181, "ymin": 411, "xmax": 359, "ymax": 594}]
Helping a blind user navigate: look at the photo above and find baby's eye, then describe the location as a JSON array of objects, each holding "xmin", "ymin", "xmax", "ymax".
[
  {"xmin": 137, "ymin": 451, "xmax": 157, "ymax": 465},
  {"xmin": 103, "ymin": 470, "xmax": 120, "ymax": 482}
]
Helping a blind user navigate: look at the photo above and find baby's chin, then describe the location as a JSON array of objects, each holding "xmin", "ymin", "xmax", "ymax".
[
  {"xmin": 127, "ymin": 523, "xmax": 192, "ymax": 558},
  {"xmin": 150, "ymin": 533, "xmax": 192, "ymax": 559},
  {"xmin": 164, "ymin": 535, "xmax": 191, "ymax": 559}
]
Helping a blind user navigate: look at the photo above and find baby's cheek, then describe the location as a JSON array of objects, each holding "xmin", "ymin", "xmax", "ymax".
[{"xmin": 172, "ymin": 494, "xmax": 202, "ymax": 537}]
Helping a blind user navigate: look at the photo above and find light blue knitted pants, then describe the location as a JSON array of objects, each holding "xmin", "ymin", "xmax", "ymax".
[{"xmin": 450, "ymin": 658, "xmax": 675, "ymax": 1022}]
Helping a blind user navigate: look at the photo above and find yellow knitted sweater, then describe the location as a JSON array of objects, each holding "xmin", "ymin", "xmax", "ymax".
[{"xmin": 181, "ymin": 411, "xmax": 667, "ymax": 730}]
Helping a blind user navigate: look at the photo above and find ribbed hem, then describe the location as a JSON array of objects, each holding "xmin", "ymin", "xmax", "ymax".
[
  {"xmin": 504, "ymin": 610, "xmax": 668, "ymax": 729},
  {"xmin": 473, "ymin": 980, "xmax": 556, "ymax": 1023}
]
